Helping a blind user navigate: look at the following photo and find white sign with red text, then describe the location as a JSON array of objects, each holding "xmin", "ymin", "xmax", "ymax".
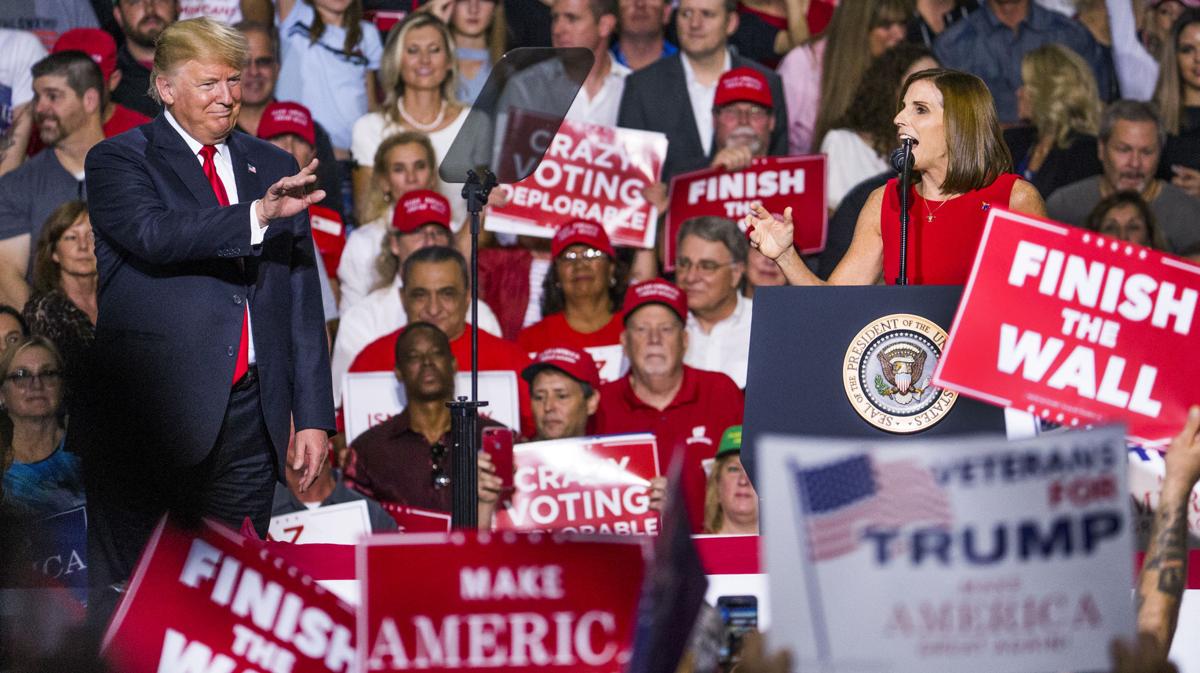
[
  {"xmin": 758, "ymin": 426, "xmax": 1133, "ymax": 673},
  {"xmin": 493, "ymin": 433, "xmax": 661, "ymax": 535},
  {"xmin": 343, "ymin": 371, "xmax": 520, "ymax": 443},
  {"xmin": 268, "ymin": 501, "xmax": 372, "ymax": 545}
]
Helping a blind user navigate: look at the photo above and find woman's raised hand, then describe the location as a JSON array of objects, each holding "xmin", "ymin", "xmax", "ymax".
[{"xmin": 745, "ymin": 202, "xmax": 794, "ymax": 261}]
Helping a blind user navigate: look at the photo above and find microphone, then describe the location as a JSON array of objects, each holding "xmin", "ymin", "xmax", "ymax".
[{"xmin": 890, "ymin": 138, "xmax": 914, "ymax": 175}]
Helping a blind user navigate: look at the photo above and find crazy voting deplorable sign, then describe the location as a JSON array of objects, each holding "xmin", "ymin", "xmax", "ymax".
[
  {"xmin": 758, "ymin": 426, "xmax": 1133, "ymax": 673},
  {"xmin": 493, "ymin": 433, "xmax": 661, "ymax": 535},
  {"xmin": 358, "ymin": 532, "xmax": 648, "ymax": 672},
  {"xmin": 488, "ymin": 115, "xmax": 667, "ymax": 249},
  {"xmin": 934, "ymin": 208, "xmax": 1200, "ymax": 445},
  {"xmin": 664, "ymin": 155, "xmax": 827, "ymax": 268},
  {"xmin": 103, "ymin": 517, "xmax": 356, "ymax": 673}
]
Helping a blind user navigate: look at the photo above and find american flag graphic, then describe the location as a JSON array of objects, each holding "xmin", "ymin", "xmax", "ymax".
[{"xmin": 793, "ymin": 455, "xmax": 952, "ymax": 561}]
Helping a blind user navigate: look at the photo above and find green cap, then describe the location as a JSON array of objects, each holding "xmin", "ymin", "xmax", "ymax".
[{"xmin": 716, "ymin": 425, "xmax": 742, "ymax": 457}]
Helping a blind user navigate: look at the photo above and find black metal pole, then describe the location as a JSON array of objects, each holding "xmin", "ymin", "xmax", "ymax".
[
  {"xmin": 449, "ymin": 169, "xmax": 495, "ymax": 530},
  {"xmin": 896, "ymin": 138, "xmax": 914, "ymax": 286}
]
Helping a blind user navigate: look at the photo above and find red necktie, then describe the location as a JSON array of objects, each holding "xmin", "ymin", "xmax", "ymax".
[{"xmin": 200, "ymin": 145, "xmax": 249, "ymax": 384}]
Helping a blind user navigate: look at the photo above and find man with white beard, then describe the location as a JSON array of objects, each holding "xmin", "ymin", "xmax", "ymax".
[{"xmin": 708, "ymin": 66, "xmax": 775, "ymax": 172}]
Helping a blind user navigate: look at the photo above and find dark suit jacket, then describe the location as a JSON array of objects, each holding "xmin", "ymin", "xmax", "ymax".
[
  {"xmin": 1003, "ymin": 127, "xmax": 1103, "ymax": 199},
  {"xmin": 80, "ymin": 115, "xmax": 335, "ymax": 475},
  {"xmin": 618, "ymin": 52, "xmax": 789, "ymax": 183}
]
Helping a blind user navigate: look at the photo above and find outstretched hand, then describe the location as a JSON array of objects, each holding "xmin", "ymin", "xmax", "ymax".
[
  {"xmin": 256, "ymin": 158, "xmax": 326, "ymax": 225},
  {"xmin": 745, "ymin": 202, "xmax": 794, "ymax": 261}
]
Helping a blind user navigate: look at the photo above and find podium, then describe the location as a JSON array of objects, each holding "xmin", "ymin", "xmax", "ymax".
[{"xmin": 742, "ymin": 285, "xmax": 1008, "ymax": 481}]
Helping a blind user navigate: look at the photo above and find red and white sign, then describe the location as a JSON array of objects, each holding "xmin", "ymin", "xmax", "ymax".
[
  {"xmin": 358, "ymin": 532, "xmax": 648, "ymax": 672},
  {"xmin": 343, "ymin": 371, "xmax": 521, "ymax": 443},
  {"xmin": 664, "ymin": 155, "xmax": 827, "ymax": 269},
  {"xmin": 102, "ymin": 517, "xmax": 356, "ymax": 673},
  {"xmin": 493, "ymin": 433, "xmax": 661, "ymax": 535},
  {"xmin": 489, "ymin": 115, "xmax": 667, "ymax": 249},
  {"xmin": 934, "ymin": 208, "xmax": 1200, "ymax": 445},
  {"xmin": 380, "ymin": 503, "xmax": 454, "ymax": 533}
]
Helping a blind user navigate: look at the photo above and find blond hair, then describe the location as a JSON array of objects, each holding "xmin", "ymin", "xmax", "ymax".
[
  {"xmin": 703, "ymin": 453, "xmax": 738, "ymax": 534},
  {"xmin": 1021, "ymin": 44, "xmax": 1101, "ymax": 149},
  {"xmin": 149, "ymin": 17, "xmax": 248, "ymax": 104}
]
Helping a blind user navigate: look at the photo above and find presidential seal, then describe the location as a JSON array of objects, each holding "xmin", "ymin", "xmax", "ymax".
[{"xmin": 843, "ymin": 313, "xmax": 957, "ymax": 433}]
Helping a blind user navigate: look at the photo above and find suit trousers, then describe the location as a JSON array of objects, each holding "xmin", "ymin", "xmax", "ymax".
[{"xmin": 83, "ymin": 372, "xmax": 277, "ymax": 637}]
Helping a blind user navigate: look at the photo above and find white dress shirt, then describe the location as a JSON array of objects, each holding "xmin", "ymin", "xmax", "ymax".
[
  {"xmin": 564, "ymin": 56, "xmax": 631, "ymax": 129},
  {"xmin": 684, "ymin": 293, "xmax": 753, "ymax": 388},
  {"xmin": 164, "ymin": 111, "xmax": 267, "ymax": 365},
  {"xmin": 680, "ymin": 50, "xmax": 731, "ymax": 158}
]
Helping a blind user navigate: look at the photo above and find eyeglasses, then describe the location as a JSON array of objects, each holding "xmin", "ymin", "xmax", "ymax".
[
  {"xmin": 676, "ymin": 257, "xmax": 737, "ymax": 275},
  {"xmin": 559, "ymin": 247, "xmax": 607, "ymax": 263},
  {"xmin": 4, "ymin": 368, "xmax": 63, "ymax": 388},
  {"xmin": 430, "ymin": 442, "xmax": 450, "ymax": 490},
  {"xmin": 629, "ymin": 322, "xmax": 682, "ymax": 341},
  {"xmin": 714, "ymin": 105, "xmax": 770, "ymax": 123}
]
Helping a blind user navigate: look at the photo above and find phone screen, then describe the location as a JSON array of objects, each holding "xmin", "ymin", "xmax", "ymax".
[
  {"xmin": 481, "ymin": 427, "xmax": 515, "ymax": 492},
  {"xmin": 717, "ymin": 595, "xmax": 758, "ymax": 666}
]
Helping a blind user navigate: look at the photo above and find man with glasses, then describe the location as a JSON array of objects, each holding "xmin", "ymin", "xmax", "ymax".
[
  {"xmin": 111, "ymin": 0, "xmax": 179, "ymax": 117},
  {"xmin": 676, "ymin": 216, "xmax": 751, "ymax": 388},
  {"xmin": 343, "ymin": 321, "xmax": 504, "ymax": 520},
  {"xmin": 594, "ymin": 278, "xmax": 742, "ymax": 531}
]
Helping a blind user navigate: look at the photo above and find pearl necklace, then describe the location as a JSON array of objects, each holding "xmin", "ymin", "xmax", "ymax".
[{"xmin": 397, "ymin": 98, "xmax": 447, "ymax": 132}]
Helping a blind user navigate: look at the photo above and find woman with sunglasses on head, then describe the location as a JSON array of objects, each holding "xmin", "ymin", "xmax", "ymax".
[{"xmin": 0, "ymin": 336, "xmax": 80, "ymax": 518}]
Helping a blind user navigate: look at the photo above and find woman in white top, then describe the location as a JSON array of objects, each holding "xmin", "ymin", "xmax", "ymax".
[
  {"xmin": 821, "ymin": 44, "xmax": 939, "ymax": 211},
  {"xmin": 351, "ymin": 13, "xmax": 469, "ymax": 227}
]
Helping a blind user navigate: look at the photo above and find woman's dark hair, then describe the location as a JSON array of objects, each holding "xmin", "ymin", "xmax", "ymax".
[
  {"xmin": 1083, "ymin": 190, "xmax": 1169, "ymax": 251},
  {"xmin": 540, "ymin": 247, "xmax": 631, "ymax": 317},
  {"xmin": 32, "ymin": 201, "xmax": 89, "ymax": 295},
  {"xmin": 0, "ymin": 305, "xmax": 28, "ymax": 337},
  {"xmin": 302, "ymin": 0, "xmax": 365, "ymax": 58},
  {"xmin": 838, "ymin": 43, "xmax": 936, "ymax": 158}
]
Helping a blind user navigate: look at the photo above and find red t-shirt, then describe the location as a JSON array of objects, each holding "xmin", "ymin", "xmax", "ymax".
[
  {"xmin": 308, "ymin": 204, "xmax": 345, "ymax": 280},
  {"xmin": 516, "ymin": 312, "xmax": 625, "ymax": 355},
  {"xmin": 594, "ymin": 366, "xmax": 744, "ymax": 532},
  {"xmin": 349, "ymin": 325, "xmax": 534, "ymax": 433}
]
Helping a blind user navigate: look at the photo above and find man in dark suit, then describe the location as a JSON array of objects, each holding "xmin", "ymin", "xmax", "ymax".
[
  {"xmin": 79, "ymin": 17, "xmax": 334, "ymax": 620},
  {"xmin": 617, "ymin": 0, "xmax": 788, "ymax": 183}
]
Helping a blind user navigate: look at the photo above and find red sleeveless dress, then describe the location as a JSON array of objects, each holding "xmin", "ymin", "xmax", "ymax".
[{"xmin": 881, "ymin": 173, "xmax": 1019, "ymax": 285}]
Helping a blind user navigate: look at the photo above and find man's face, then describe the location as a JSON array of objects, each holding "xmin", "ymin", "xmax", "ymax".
[
  {"xmin": 618, "ymin": 0, "xmax": 670, "ymax": 39},
  {"xmin": 1100, "ymin": 119, "xmax": 1161, "ymax": 194},
  {"xmin": 551, "ymin": 0, "xmax": 611, "ymax": 51},
  {"xmin": 114, "ymin": 0, "xmax": 177, "ymax": 48},
  {"xmin": 621, "ymin": 304, "xmax": 686, "ymax": 379},
  {"xmin": 396, "ymin": 329, "xmax": 457, "ymax": 402},
  {"xmin": 388, "ymin": 224, "xmax": 452, "ymax": 268},
  {"xmin": 676, "ymin": 235, "xmax": 742, "ymax": 316},
  {"xmin": 241, "ymin": 29, "xmax": 278, "ymax": 107},
  {"xmin": 401, "ymin": 260, "xmax": 468, "ymax": 340},
  {"xmin": 0, "ymin": 314, "xmax": 24, "ymax": 358},
  {"xmin": 32, "ymin": 75, "xmax": 96, "ymax": 146},
  {"xmin": 531, "ymin": 369, "xmax": 596, "ymax": 440},
  {"xmin": 676, "ymin": 0, "xmax": 735, "ymax": 60},
  {"xmin": 714, "ymin": 102, "xmax": 773, "ymax": 155},
  {"xmin": 268, "ymin": 134, "xmax": 315, "ymax": 169},
  {"xmin": 157, "ymin": 58, "xmax": 242, "ymax": 145}
]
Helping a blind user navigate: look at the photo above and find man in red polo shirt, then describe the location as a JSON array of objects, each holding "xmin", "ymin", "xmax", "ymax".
[
  {"xmin": 594, "ymin": 278, "xmax": 743, "ymax": 531},
  {"xmin": 349, "ymin": 245, "xmax": 533, "ymax": 434}
]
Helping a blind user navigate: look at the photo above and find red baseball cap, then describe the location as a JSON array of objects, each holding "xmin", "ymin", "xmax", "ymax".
[
  {"xmin": 256, "ymin": 101, "xmax": 317, "ymax": 146},
  {"xmin": 392, "ymin": 189, "xmax": 452, "ymax": 233},
  {"xmin": 522, "ymin": 347, "xmax": 601, "ymax": 390},
  {"xmin": 714, "ymin": 67, "xmax": 773, "ymax": 110},
  {"xmin": 52, "ymin": 28, "xmax": 117, "ymax": 81},
  {"xmin": 552, "ymin": 220, "xmax": 615, "ymax": 258},
  {"xmin": 622, "ymin": 278, "xmax": 688, "ymax": 323}
]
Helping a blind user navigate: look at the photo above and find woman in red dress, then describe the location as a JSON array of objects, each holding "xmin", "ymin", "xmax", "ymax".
[{"xmin": 748, "ymin": 68, "xmax": 1046, "ymax": 286}]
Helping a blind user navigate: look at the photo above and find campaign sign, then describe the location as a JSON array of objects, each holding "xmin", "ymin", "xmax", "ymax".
[
  {"xmin": 758, "ymin": 426, "xmax": 1133, "ymax": 673},
  {"xmin": 1126, "ymin": 444, "xmax": 1200, "ymax": 548},
  {"xmin": 344, "ymin": 370, "xmax": 521, "ymax": 443},
  {"xmin": 29, "ymin": 506, "xmax": 88, "ymax": 603},
  {"xmin": 380, "ymin": 503, "xmax": 454, "ymax": 533},
  {"xmin": 358, "ymin": 531, "xmax": 648, "ymax": 672},
  {"xmin": 664, "ymin": 155, "xmax": 827, "ymax": 269},
  {"xmin": 102, "ymin": 517, "xmax": 356, "ymax": 673},
  {"xmin": 493, "ymin": 433, "xmax": 661, "ymax": 535},
  {"xmin": 269, "ymin": 500, "xmax": 372, "ymax": 544},
  {"xmin": 489, "ymin": 114, "xmax": 667, "ymax": 249},
  {"xmin": 933, "ymin": 208, "xmax": 1200, "ymax": 445}
]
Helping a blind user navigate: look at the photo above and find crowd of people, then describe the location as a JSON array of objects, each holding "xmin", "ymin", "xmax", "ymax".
[{"xmin": 2, "ymin": 0, "xmax": 1200, "ymax": 670}]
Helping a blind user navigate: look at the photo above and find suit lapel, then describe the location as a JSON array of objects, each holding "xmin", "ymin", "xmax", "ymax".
[
  {"xmin": 148, "ymin": 115, "xmax": 221, "ymax": 208},
  {"xmin": 225, "ymin": 131, "xmax": 263, "ymax": 208}
]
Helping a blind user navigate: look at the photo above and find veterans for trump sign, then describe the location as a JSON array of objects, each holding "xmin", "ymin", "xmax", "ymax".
[
  {"xmin": 488, "ymin": 115, "xmax": 666, "ymax": 249},
  {"xmin": 933, "ymin": 208, "xmax": 1200, "ymax": 445},
  {"xmin": 758, "ymin": 426, "xmax": 1133, "ymax": 673},
  {"xmin": 664, "ymin": 155, "xmax": 826, "ymax": 268},
  {"xmin": 358, "ymin": 532, "xmax": 648, "ymax": 672},
  {"xmin": 102, "ymin": 517, "xmax": 356, "ymax": 673},
  {"xmin": 493, "ymin": 433, "xmax": 661, "ymax": 535}
]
